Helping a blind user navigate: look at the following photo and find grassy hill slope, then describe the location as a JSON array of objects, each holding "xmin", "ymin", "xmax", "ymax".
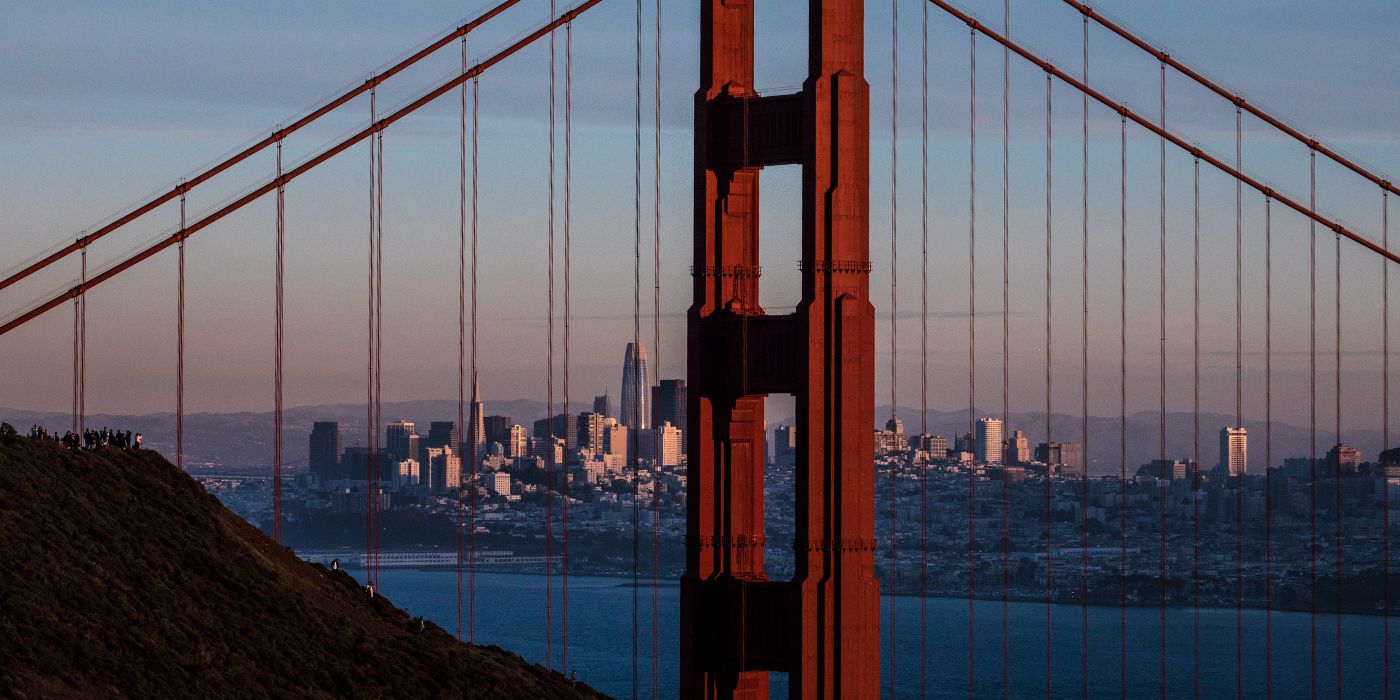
[{"xmin": 0, "ymin": 435, "xmax": 604, "ymax": 699}]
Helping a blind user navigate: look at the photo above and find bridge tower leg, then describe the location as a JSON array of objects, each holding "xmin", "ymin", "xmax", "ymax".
[{"xmin": 683, "ymin": 0, "xmax": 876, "ymax": 697}]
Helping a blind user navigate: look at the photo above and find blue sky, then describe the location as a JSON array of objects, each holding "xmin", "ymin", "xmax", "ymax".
[{"xmin": 2, "ymin": 0, "xmax": 1398, "ymax": 430}]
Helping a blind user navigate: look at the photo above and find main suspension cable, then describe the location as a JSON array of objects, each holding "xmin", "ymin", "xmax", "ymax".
[
  {"xmin": 1058, "ymin": 0, "xmax": 1400, "ymax": 200},
  {"xmin": 0, "ymin": 0, "xmax": 527, "ymax": 297},
  {"xmin": 919, "ymin": 0, "xmax": 1398, "ymax": 267},
  {"xmin": 0, "ymin": 0, "xmax": 610, "ymax": 340}
]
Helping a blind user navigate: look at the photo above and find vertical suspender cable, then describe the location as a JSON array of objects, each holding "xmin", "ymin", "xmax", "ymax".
[
  {"xmin": 1264, "ymin": 194, "xmax": 1274, "ymax": 700},
  {"xmin": 72, "ymin": 240, "xmax": 82, "ymax": 436},
  {"xmin": 374, "ymin": 121, "xmax": 385, "ymax": 586},
  {"xmin": 177, "ymin": 187, "xmax": 186, "ymax": 470},
  {"xmin": 648, "ymin": 0, "xmax": 661, "ymax": 693},
  {"xmin": 1043, "ymin": 72, "xmax": 1055, "ymax": 700},
  {"xmin": 545, "ymin": 0, "xmax": 558, "ymax": 669},
  {"xmin": 1080, "ymin": 20, "xmax": 1092, "ymax": 698},
  {"xmin": 1234, "ymin": 104, "xmax": 1245, "ymax": 700},
  {"xmin": 81, "ymin": 242, "xmax": 87, "ymax": 437},
  {"xmin": 1118, "ymin": 113, "xmax": 1128, "ymax": 700},
  {"xmin": 1383, "ymin": 185, "xmax": 1391, "ymax": 700},
  {"xmin": 1000, "ymin": 7, "xmax": 1012, "ymax": 693},
  {"xmin": 367, "ymin": 85, "xmax": 377, "ymax": 588},
  {"xmin": 374, "ymin": 122, "xmax": 385, "ymax": 586},
  {"xmin": 456, "ymin": 34, "xmax": 468, "ymax": 643},
  {"xmin": 888, "ymin": 1, "xmax": 900, "ymax": 692},
  {"xmin": 78, "ymin": 241, "xmax": 87, "ymax": 436},
  {"xmin": 1157, "ymin": 61, "xmax": 1168, "ymax": 700},
  {"xmin": 920, "ymin": 1, "xmax": 930, "ymax": 696},
  {"xmin": 178, "ymin": 188, "xmax": 186, "ymax": 472},
  {"xmin": 967, "ymin": 28, "xmax": 978, "ymax": 699},
  {"xmin": 632, "ymin": 0, "xmax": 643, "ymax": 691},
  {"xmin": 470, "ymin": 75, "xmax": 481, "ymax": 643},
  {"xmin": 1309, "ymin": 147, "xmax": 1318, "ymax": 699},
  {"xmin": 1192, "ymin": 154, "xmax": 1202, "ymax": 700},
  {"xmin": 1332, "ymin": 161, "xmax": 1344, "ymax": 700},
  {"xmin": 564, "ymin": 13, "xmax": 575, "ymax": 676},
  {"xmin": 274, "ymin": 137, "xmax": 285, "ymax": 544}
]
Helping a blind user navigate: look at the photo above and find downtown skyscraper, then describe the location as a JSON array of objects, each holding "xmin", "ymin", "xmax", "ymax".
[{"xmin": 620, "ymin": 342, "xmax": 650, "ymax": 432}]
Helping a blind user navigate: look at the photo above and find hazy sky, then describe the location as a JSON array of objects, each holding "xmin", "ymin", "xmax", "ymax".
[{"xmin": 3, "ymin": 0, "xmax": 1399, "ymax": 431}]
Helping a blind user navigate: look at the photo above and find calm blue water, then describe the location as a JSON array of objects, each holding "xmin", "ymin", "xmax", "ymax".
[{"xmin": 357, "ymin": 569, "xmax": 1395, "ymax": 699}]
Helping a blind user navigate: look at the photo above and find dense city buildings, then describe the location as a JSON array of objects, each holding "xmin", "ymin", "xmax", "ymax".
[{"xmin": 253, "ymin": 341, "xmax": 1396, "ymax": 616}]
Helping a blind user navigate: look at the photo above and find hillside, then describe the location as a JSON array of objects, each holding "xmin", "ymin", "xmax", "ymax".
[{"xmin": 0, "ymin": 434, "xmax": 606, "ymax": 699}]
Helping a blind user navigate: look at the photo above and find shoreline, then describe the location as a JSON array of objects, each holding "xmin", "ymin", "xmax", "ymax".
[{"xmin": 333, "ymin": 564, "xmax": 1395, "ymax": 618}]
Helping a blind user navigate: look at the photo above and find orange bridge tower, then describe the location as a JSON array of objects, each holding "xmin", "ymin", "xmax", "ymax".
[{"xmin": 682, "ymin": 0, "xmax": 877, "ymax": 697}]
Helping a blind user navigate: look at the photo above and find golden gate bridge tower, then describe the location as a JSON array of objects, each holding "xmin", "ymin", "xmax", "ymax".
[{"xmin": 683, "ymin": 0, "xmax": 878, "ymax": 697}]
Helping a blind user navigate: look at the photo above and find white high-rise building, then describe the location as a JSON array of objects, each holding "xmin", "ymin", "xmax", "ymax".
[
  {"xmin": 1220, "ymin": 427, "xmax": 1248, "ymax": 476},
  {"xmin": 396, "ymin": 458, "xmax": 420, "ymax": 487},
  {"xmin": 506, "ymin": 424, "xmax": 529, "ymax": 459},
  {"xmin": 1007, "ymin": 430, "xmax": 1030, "ymax": 465},
  {"xmin": 490, "ymin": 471, "xmax": 511, "ymax": 496},
  {"xmin": 975, "ymin": 418, "xmax": 1004, "ymax": 465},
  {"xmin": 658, "ymin": 421, "xmax": 683, "ymax": 467},
  {"xmin": 605, "ymin": 420, "xmax": 629, "ymax": 464},
  {"xmin": 444, "ymin": 448, "xmax": 463, "ymax": 489},
  {"xmin": 620, "ymin": 342, "xmax": 651, "ymax": 432}
]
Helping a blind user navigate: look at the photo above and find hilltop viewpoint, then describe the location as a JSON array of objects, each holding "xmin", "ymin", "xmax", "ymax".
[{"xmin": 0, "ymin": 431, "xmax": 606, "ymax": 699}]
